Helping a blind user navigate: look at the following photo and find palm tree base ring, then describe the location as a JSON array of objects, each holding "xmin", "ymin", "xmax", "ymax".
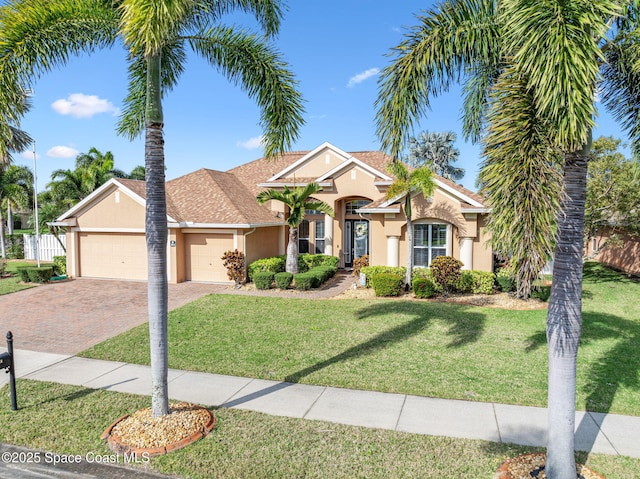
[
  {"xmin": 101, "ymin": 401, "xmax": 215, "ymax": 457},
  {"xmin": 495, "ymin": 452, "xmax": 606, "ymax": 479}
]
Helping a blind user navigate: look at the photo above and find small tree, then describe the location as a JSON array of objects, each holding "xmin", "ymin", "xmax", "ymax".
[{"xmin": 221, "ymin": 249, "xmax": 245, "ymax": 288}]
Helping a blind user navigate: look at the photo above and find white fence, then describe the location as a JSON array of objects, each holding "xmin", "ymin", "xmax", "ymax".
[{"xmin": 23, "ymin": 234, "xmax": 66, "ymax": 262}]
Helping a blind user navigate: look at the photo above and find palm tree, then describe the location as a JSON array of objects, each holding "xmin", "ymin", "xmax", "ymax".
[
  {"xmin": 257, "ymin": 183, "xmax": 334, "ymax": 274},
  {"xmin": 0, "ymin": 0, "xmax": 304, "ymax": 418},
  {"xmin": 0, "ymin": 164, "xmax": 32, "ymax": 258},
  {"xmin": 385, "ymin": 161, "xmax": 435, "ymax": 288},
  {"xmin": 375, "ymin": 1, "xmax": 639, "ymax": 477},
  {"xmin": 407, "ymin": 130, "xmax": 464, "ymax": 181}
]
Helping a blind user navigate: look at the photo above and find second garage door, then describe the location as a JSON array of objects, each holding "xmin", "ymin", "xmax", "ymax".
[{"xmin": 185, "ymin": 233, "xmax": 234, "ymax": 282}]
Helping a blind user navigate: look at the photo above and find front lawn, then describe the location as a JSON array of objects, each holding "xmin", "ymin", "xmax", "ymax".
[
  {"xmin": 80, "ymin": 262, "xmax": 640, "ymax": 416},
  {"xmin": 0, "ymin": 260, "xmax": 42, "ymax": 295},
  {"xmin": 1, "ymin": 380, "xmax": 638, "ymax": 479}
]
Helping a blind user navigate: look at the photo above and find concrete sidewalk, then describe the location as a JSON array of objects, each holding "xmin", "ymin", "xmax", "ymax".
[{"xmin": 2, "ymin": 348, "xmax": 640, "ymax": 459}]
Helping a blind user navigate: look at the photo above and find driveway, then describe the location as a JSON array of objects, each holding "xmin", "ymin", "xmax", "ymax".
[{"xmin": 0, "ymin": 279, "xmax": 215, "ymax": 355}]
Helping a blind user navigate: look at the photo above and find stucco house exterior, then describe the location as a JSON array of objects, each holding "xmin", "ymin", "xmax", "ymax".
[{"xmin": 56, "ymin": 142, "xmax": 493, "ymax": 283}]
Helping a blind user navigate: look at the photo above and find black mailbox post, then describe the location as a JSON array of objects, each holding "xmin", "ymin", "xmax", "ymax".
[{"xmin": 1, "ymin": 332, "xmax": 17, "ymax": 410}]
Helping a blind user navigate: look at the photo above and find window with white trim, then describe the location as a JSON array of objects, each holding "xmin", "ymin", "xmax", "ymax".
[
  {"xmin": 413, "ymin": 223, "xmax": 448, "ymax": 267},
  {"xmin": 299, "ymin": 219, "xmax": 310, "ymax": 254}
]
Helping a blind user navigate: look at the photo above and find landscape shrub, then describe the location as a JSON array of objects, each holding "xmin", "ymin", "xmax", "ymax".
[
  {"xmin": 253, "ymin": 272, "xmax": 274, "ymax": 290},
  {"xmin": 370, "ymin": 272, "xmax": 404, "ymax": 297},
  {"xmin": 470, "ymin": 271, "xmax": 495, "ymax": 295},
  {"xmin": 27, "ymin": 267, "xmax": 53, "ymax": 284},
  {"xmin": 531, "ymin": 285, "xmax": 551, "ymax": 301},
  {"xmin": 353, "ymin": 254, "xmax": 369, "ymax": 277},
  {"xmin": 496, "ymin": 262, "xmax": 516, "ymax": 292},
  {"xmin": 430, "ymin": 256, "xmax": 463, "ymax": 295},
  {"xmin": 53, "ymin": 256, "xmax": 67, "ymax": 276},
  {"xmin": 413, "ymin": 277, "xmax": 438, "ymax": 298},
  {"xmin": 248, "ymin": 256, "xmax": 285, "ymax": 280},
  {"xmin": 360, "ymin": 266, "xmax": 406, "ymax": 287},
  {"xmin": 274, "ymin": 272, "xmax": 293, "ymax": 289},
  {"xmin": 293, "ymin": 272, "xmax": 314, "ymax": 290},
  {"xmin": 16, "ymin": 266, "xmax": 31, "ymax": 282},
  {"xmin": 411, "ymin": 268, "xmax": 443, "ymax": 293},
  {"xmin": 455, "ymin": 270, "xmax": 475, "ymax": 293},
  {"xmin": 7, "ymin": 234, "xmax": 24, "ymax": 259},
  {"xmin": 314, "ymin": 265, "xmax": 336, "ymax": 282},
  {"xmin": 221, "ymin": 250, "xmax": 245, "ymax": 286}
]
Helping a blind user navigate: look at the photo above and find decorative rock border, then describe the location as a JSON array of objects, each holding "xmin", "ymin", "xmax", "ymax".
[
  {"xmin": 101, "ymin": 404, "xmax": 216, "ymax": 457},
  {"xmin": 495, "ymin": 452, "xmax": 607, "ymax": 479}
]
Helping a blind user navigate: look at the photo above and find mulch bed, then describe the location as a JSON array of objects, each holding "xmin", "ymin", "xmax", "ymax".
[{"xmin": 495, "ymin": 453, "xmax": 606, "ymax": 479}]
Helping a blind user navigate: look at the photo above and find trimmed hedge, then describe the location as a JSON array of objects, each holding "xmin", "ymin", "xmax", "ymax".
[
  {"xmin": 16, "ymin": 266, "xmax": 31, "ymax": 282},
  {"xmin": 413, "ymin": 277, "xmax": 438, "ymax": 298},
  {"xmin": 27, "ymin": 267, "xmax": 53, "ymax": 284},
  {"xmin": 360, "ymin": 266, "xmax": 406, "ymax": 287},
  {"xmin": 274, "ymin": 272, "xmax": 293, "ymax": 289},
  {"xmin": 253, "ymin": 272, "xmax": 274, "ymax": 290},
  {"xmin": 370, "ymin": 272, "xmax": 404, "ymax": 297},
  {"xmin": 248, "ymin": 257, "xmax": 285, "ymax": 280},
  {"xmin": 293, "ymin": 272, "xmax": 314, "ymax": 290},
  {"xmin": 469, "ymin": 271, "xmax": 495, "ymax": 295}
]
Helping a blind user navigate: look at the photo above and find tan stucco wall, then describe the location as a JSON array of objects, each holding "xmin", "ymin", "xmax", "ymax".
[
  {"xmin": 285, "ymin": 149, "xmax": 347, "ymax": 178},
  {"xmin": 472, "ymin": 214, "xmax": 493, "ymax": 272},
  {"xmin": 74, "ymin": 188, "xmax": 145, "ymax": 229},
  {"xmin": 244, "ymin": 226, "xmax": 281, "ymax": 269},
  {"xmin": 587, "ymin": 228, "xmax": 640, "ymax": 276}
]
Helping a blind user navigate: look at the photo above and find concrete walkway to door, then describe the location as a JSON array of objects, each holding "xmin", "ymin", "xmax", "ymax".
[{"xmin": 0, "ymin": 279, "xmax": 215, "ymax": 355}]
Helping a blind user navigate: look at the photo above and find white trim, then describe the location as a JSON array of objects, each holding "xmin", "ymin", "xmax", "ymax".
[
  {"xmin": 181, "ymin": 228, "xmax": 238, "ymax": 235},
  {"xmin": 70, "ymin": 227, "xmax": 146, "ymax": 233},
  {"xmin": 266, "ymin": 142, "xmax": 350, "ymax": 181},
  {"xmin": 357, "ymin": 207, "xmax": 401, "ymax": 214},
  {"xmin": 56, "ymin": 178, "xmax": 179, "ymax": 223},
  {"xmin": 434, "ymin": 179, "xmax": 484, "ymax": 208},
  {"xmin": 257, "ymin": 181, "xmax": 333, "ymax": 188},
  {"xmin": 316, "ymin": 157, "xmax": 392, "ymax": 182},
  {"xmin": 461, "ymin": 207, "xmax": 491, "ymax": 214},
  {"xmin": 170, "ymin": 222, "xmax": 284, "ymax": 229}
]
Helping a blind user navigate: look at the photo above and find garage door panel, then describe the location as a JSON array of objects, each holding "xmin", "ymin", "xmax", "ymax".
[
  {"xmin": 79, "ymin": 233, "xmax": 147, "ymax": 280},
  {"xmin": 185, "ymin": 233, "xmax": 233, "ymax": 282}
]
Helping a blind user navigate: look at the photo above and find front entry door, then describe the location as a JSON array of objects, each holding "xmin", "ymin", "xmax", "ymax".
[{"xmin": 344, "ymin": 219, "xmax": 369, "ymax": 267}]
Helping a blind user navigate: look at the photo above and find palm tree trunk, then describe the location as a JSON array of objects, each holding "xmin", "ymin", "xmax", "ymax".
[
  {"xmin": 0, "ymin": 209, "xmax": 6, "ymax": 259},
  {"xmin": 406, "ymin": 214, "xmax": 413, "ymax": 289},
  {"xmin": 145, "ymin": 53, "xmax": 169, "ymax": 418},
  {"xmin": 545, "ymin": 141, "xmax": 589, "ymax": 479},
  {"xmin": 286, "ymin": 226, "xmax": 299, "ymax": 274},
  {"xmin": 7, "ymin": 204, "xmax": 13, "ymax": 235}
]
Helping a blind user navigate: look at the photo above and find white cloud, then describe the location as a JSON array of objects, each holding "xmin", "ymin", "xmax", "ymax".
[
  {"xmin": 347, "ymin": 68, "xmax": 380, "ymax": 88},
  {"xmin": 19, "ymin": 150, "xmax": 39, "ymax": 161},
  {"xmin": 236, "ymin": 136, "xmax": 264, "ymax": 150},
  {"xmin": 51, "ymin": 93, "xmax": 119, "ymax": 118},
  {"xmin": 47, "ymin": 146, "xmax": 79, "ymax": 158}
]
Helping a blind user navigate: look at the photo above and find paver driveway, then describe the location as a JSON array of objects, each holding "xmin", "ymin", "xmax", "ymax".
[{"xmin": 0, "ymin": 279, "xmax": 216, "ymax": 354}]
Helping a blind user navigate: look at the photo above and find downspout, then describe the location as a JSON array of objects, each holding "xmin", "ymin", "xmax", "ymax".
[{"xmin": 243, "ymin": 227, "xmax": 257, "ymax": 284}]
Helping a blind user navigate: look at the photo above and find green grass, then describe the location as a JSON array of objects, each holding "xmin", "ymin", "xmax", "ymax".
[
  {"xmin": 81, "ymin": 262, "xmax": 640, "ymax": 416},
  {"xmin": 0, "ymin": 260, "xmax": 45, "ymax": 295},
  {"xmin": 1, "ymin": 380, "xmax": 638, "ymax": 479}
]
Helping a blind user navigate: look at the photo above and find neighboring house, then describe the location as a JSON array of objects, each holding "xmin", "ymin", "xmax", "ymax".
[
  {"xmin": 55, "ymin": 142, "xmax": 492, "ymax": 283},
  {"xmin": 585, "ymin": 227, "xmax": 640, "ymax": 276}
]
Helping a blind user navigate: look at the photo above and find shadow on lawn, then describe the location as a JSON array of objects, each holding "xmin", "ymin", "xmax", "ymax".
[
  {"xmin": 284, "ymin": 301, "xmax": 485, "ymax": 383},
  {"xmin": 525, "ymin": 310, "xmax": 640, "ymax": 455},
  {"xmin": 224, "ymin": 301, "xmax": 485, "ymax": 408}
]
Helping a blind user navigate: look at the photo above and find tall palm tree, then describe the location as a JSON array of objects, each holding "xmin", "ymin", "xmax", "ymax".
[
  {"xmin": 385, "ymin": 161, "xmax": 435, "ymax": 288},
  {"xmin": 0, "ymin": 164, "xmax": 32, "ymax": 258},
  {"xmin": 0, "ymin": 0, "xmax": 304, "ymax": 417},
  {"xmin": 375, "ymin": 1, "xmax": 639, "ymax": 477},
  {"xmin": 257, "ymin": 183, "xmax": 334, "ymax": 274},
  {"xmin": 407, "ymin": 130, "xmax": 464, "ymax": 181}
]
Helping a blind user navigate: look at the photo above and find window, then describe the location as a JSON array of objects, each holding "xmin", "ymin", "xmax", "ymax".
[
  {"xmin": 298, "ymin": 220, "xmax": 310, "ymax": 254},
  {"xmin": 346, "ymin": 199, "xmax": 371, "ymax": 215},
  {"xmin": 314, "ymin": 220, "xmax": 325, "ymax": 254},
  {"xmin": 414, "ymin": 223, "xmax": 448, "ymax": 267}
]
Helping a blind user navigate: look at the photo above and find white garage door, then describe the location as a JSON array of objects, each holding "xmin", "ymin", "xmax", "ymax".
[
  {"xmin": 78, "ymin": 233, "xmax": 148, "ymax": 280},
  {"xmin": 185, "ymin": 233, "xmax": 233, "ymax": 282}
]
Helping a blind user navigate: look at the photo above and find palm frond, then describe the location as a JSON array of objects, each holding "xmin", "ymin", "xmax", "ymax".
[{"xmin": 188, "ymin": 26, "xmax": 304, "ymax": 158}]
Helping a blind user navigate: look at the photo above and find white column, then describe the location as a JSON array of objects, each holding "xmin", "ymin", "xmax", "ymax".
[
  {"xmin": 460, "ymin": 237, "xmax": 473, "ymax": 270},
  {"xmin": 324, "ymin": 214, "xmax": 333, "ymax": 255},
  {"xmin": 387, "ymin": 235, "xmax": 400, "ymax": 267}
]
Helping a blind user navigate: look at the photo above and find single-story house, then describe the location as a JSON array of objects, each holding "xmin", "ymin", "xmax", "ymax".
[
  {"xmin": 56, "ymin": 142, "xmax": 493, "ymax": 283},
  {"xmin": 585, "ymin": 226, "xmax": 640, "ymax": 276}
]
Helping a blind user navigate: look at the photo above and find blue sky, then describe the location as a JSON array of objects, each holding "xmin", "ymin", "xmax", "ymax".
[{"xmin": 14, "ymin": 0, "xmax": 627, "ymax": 193}]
